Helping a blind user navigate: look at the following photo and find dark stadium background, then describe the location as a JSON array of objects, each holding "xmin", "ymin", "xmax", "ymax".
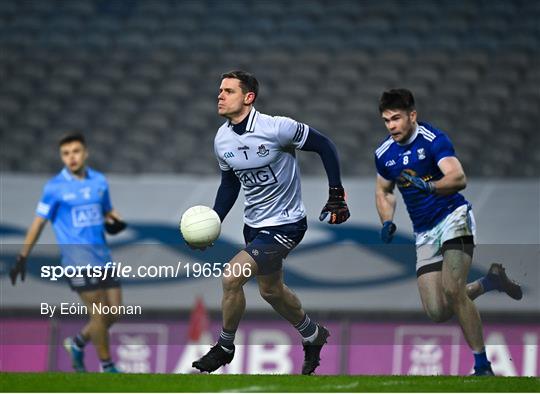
[{"xmin": 1, "ymin": 0, "xmax": 539, "ymax": 377}]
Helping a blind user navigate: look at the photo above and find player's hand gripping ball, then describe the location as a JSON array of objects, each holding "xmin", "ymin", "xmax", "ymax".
[{"xmin": 180, "ymin": 206, "xmax": 221, "ymax": 249}]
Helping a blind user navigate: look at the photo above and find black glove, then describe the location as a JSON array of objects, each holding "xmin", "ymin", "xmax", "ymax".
[
  {"xmin": 381, "ymin": 221, "xmax": 397, "ymax": 243},
  {"xmin": 319, "ymin": 186, "xmax": 350, "ymax": 224},
  {"xmin": 105, "ymin": 217, "xmax": 127, "ymax": 235},
  {"xmin": 10, "ymin": 254, "xmax": 27, "ymax": 285}
]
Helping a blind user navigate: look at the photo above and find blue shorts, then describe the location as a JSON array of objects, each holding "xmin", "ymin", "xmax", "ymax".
[
  {"xmin": 67, "ymin": 268, "xmax": 121, "ymax": 293},
  {"xmin": 243, "ymin": 217, "xmax": 307, "ymax": 275}
]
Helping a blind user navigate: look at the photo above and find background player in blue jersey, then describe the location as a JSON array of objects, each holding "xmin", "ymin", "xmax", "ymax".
[
  {"xmin": 192, "ymin": 71, "xmax": 350, "ymax": 375},
  {"xmin": 374, "ymin": 89, "xmax": 522, "ymax": 376},
  {"xmin": 10, "ymin": 133, "xmax": 127, "ymax": 373}
]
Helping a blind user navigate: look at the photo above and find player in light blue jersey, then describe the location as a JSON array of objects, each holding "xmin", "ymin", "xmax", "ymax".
[
  {"xmin": 192, "ymin": 71, "xmax": 350, "ymax": 375},
  {"xmin": 374, "ymin": 89, "xmax": 522, "ymax": 376},
  {"xmin": 10, "ymin": 133, "xmax": 126, "ymax": 373}
]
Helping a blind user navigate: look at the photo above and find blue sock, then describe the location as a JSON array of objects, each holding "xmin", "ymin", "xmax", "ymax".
[
  {"xmin": 74, "ymin": 333, "xmax": 87, "ymax": 349},
  {"xmin": 294, "ymin": 314, "xmax": 317, "ymax": 341},
  {"xmin": 480, "ymin": 275, "xmax": 498, "ymax": 292},
  {"xmin": 217, "ymin": 327, "xmax": 236, "ymax": 349},
  {"xmin": 100, "ymin": 359, "xmax": 114, "ymax": 370},
  {"xmin": 474, "ymin": 351, "xmax": 491, "ymax": 369}
]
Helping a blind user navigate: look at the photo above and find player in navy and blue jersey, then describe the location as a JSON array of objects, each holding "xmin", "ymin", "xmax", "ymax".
[
  {"xmin": 374, "ymin": 89, "xmax": 522, "ymax": 376},
  {"xmin": 192, "ymin": 71, "xmax": 350, "ymax": 375},
  {"xmin": 10, "ymin": 133, "xmax": 126, "ymax": 373}
]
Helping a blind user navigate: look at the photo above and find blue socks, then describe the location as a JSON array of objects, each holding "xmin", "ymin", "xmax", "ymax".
[
  {"xmin": 74, "ymin": 333, "xmax": 87, "ymax": 349},
  {"xmin": 474, "ymin": 351, "xmax": 491, "ymax": 369},
  {"xmin": 100, "ymin": 358, "xmax": 114, "ymax": 370},
  {"xmin": 480, "ymin": 274, "xmax": 499, "ymax": 293},
  {"xmin": 294, "ymin": 314, "xmax": 318, "ymax": 342}
]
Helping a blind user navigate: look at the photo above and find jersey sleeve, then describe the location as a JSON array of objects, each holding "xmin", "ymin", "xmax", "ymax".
[
  {"xmin": 102, "ymin": 180, "xmax": 113, "ymax": 214},
  {"xmin": 36, "ymin": 183, "xmax": 58, "ymax": 220},
  {"xmin": 275, "ymin": 116, "xmax": 310, "ymax": 149},
  {"xmin": 374, "ymin": 154, "xmax": 391, "ymax": 180},
  {"xmin": 431, "ymin": 133, "xmax": 456, "ymax": 164},
  {"xmin": 214, "ymin": 139, "xmax": 231, "ymax": 171}
]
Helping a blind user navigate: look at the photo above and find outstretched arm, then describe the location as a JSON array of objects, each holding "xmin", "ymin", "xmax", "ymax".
[
  {"xmin": 375, "ymin": 175, "xmax": 396, "ymax": 224},
  {"xmin": 213, "ymin": 169, "xmax": 241, "ymax": 222},
  {"xmin": 19, "ymin": 216, "xmax": 47, "ymax": 258},
  {"xmin": 300, "ymin": 127, "xmax": 342, "ymax": 187},
  {"xmin": 11, "ymin": 216, "xmax": 47, "ymax": 285},
  {"xmin": 375, "ymin": 175, "xmax": 397, "ymax": 243},
  {"xmin": 301, "ymin": 128, "xmax": 350, "ymax": 224}
]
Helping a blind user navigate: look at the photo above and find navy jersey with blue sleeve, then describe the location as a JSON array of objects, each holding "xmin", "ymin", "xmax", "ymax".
[
  {"xmin": 374, "ymin": 122, "xmax": 468, "ymax": 233},
  {"xmin": 36, "ymin": 167, "xmax": 112, "ymax": 266}
]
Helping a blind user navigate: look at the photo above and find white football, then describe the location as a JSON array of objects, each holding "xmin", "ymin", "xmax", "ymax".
[{"xmin": 180, "ymin": 205, "xmax": 221, "ymax": 247}]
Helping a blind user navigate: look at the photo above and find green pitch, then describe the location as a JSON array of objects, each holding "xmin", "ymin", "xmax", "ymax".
[{"xmin": 1, "ymin": 373, "xmax": 538, "ymax": 392}]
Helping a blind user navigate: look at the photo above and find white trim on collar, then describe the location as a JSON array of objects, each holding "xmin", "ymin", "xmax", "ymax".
[
  {"xmin": 61, "ymin": 168, "xmax": 73, "ymax": 181},
  {"xmin": 246, "ymin": 107, "xmax": 258, "ymax": 132},
  {"xmin": 397, "ymin": 124, "xmax": 419, "ymax": 146}
]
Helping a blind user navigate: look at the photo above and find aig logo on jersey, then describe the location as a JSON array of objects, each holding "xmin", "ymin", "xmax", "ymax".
[
  {"xmin": 71, "ymin": 204, "xmax": 104, "ymax": 228},
  {"xmin": 235, "ymin": 165, "xmax": 278, "ymax": 187}
]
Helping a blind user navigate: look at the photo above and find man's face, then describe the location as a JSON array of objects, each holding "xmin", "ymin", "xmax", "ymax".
[
  {"xmin": 381, "ymin": 109, "xmax": 417, "ymax": 143},
  {"xmin": 60, "ymin": 141, "xmax": 88, "ymax": 173},
  {"xmin": 217, "ymin": 78, "xmax": 253, "ymax": 118}
]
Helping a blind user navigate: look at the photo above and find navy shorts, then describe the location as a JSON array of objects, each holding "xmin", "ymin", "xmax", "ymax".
[
  {"xmin": 243, "ymin": 217, "xmax": 307, "ymax": 275},
  {"xmin": 67, "ymin": 268, "xmax": 121, "ymax": 293}
]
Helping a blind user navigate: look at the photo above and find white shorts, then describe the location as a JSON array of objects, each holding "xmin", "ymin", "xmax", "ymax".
[{"xmin": 415, "ymin": 204, "xmax": 476, "ymax": 272}]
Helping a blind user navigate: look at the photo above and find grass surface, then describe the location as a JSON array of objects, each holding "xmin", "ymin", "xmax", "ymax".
[{"xmin": 1, "ymin": 373, "xmax": 538, "ymax": 392}]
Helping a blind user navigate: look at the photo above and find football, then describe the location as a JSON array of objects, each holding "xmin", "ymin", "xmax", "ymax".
[{"xmin": 180, "ymin": 205, "xmax": 221, "ymax": 247}]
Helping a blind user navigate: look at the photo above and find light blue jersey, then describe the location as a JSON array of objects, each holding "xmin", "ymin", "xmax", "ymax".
[{"xmin": 36, "ymin": 167, "xmax": 112, "ymax": 266}]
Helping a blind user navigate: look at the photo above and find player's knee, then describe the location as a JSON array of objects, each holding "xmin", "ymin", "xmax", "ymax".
[
  {"xmin": 424, "ymin": 306, "xmax": 451, "ymax": 323},
  {"xmin": 259, "ymin": 285, "xmax": 283, "ymax": 304},
  {"xmin": 90, "ymin": 311, "xmax": 108, "ymax": 325},
  {"xmin": 222, "ymin": 274, "xmax": 244, "ymax": 292},
  {"xmin": 442, "ymin": 283, "xmax": 465, "ymax": 304},
  {"xmin": 106, "ymin": 311, "xmax": 120, "ymax": 327}
]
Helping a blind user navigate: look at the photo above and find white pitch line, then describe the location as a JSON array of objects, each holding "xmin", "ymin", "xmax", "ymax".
[
  {"xmin": 219, "ymin": 384, "xmax": 279, "ymax": 393},
  {"xmin": 379, "ymin": 380, "xmax": 407, "ymax": 385},
  {"xmin": 321, "ymin": 381, "xmax": 360, "ymax": 390}
]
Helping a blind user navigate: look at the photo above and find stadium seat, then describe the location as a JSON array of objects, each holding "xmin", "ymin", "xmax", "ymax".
[{"xmin": 0, "ymin": 0, "xmax": 537, "ymax": 177}]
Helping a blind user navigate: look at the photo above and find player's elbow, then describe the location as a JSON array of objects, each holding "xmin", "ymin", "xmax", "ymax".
[
  {"xmin": 375, "ymin": 191, "xmax": 385, "ymax": 207},
  {"xmin": 375, "ymin": 188, "xmax": 393, "ymax": 202},
  {"xmin": 445, "ymin": 170, "xmax": 466, "ymax": 192},
  {"xmin": 456, "ymin": 172, "xmax": 467, "ymax": 191}
]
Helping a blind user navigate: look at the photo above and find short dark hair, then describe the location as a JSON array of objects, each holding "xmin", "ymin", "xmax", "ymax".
[
  {"xmin": 221, "ymin": 70, "xmax": 259, "ymax": 101},
  {"xmin": 378, "ymin": 89, "xmax": 415, "ymax": 114},
  {"xmin": 58, "ymin": 132, "xmax": 86, "ymax": 147}
]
